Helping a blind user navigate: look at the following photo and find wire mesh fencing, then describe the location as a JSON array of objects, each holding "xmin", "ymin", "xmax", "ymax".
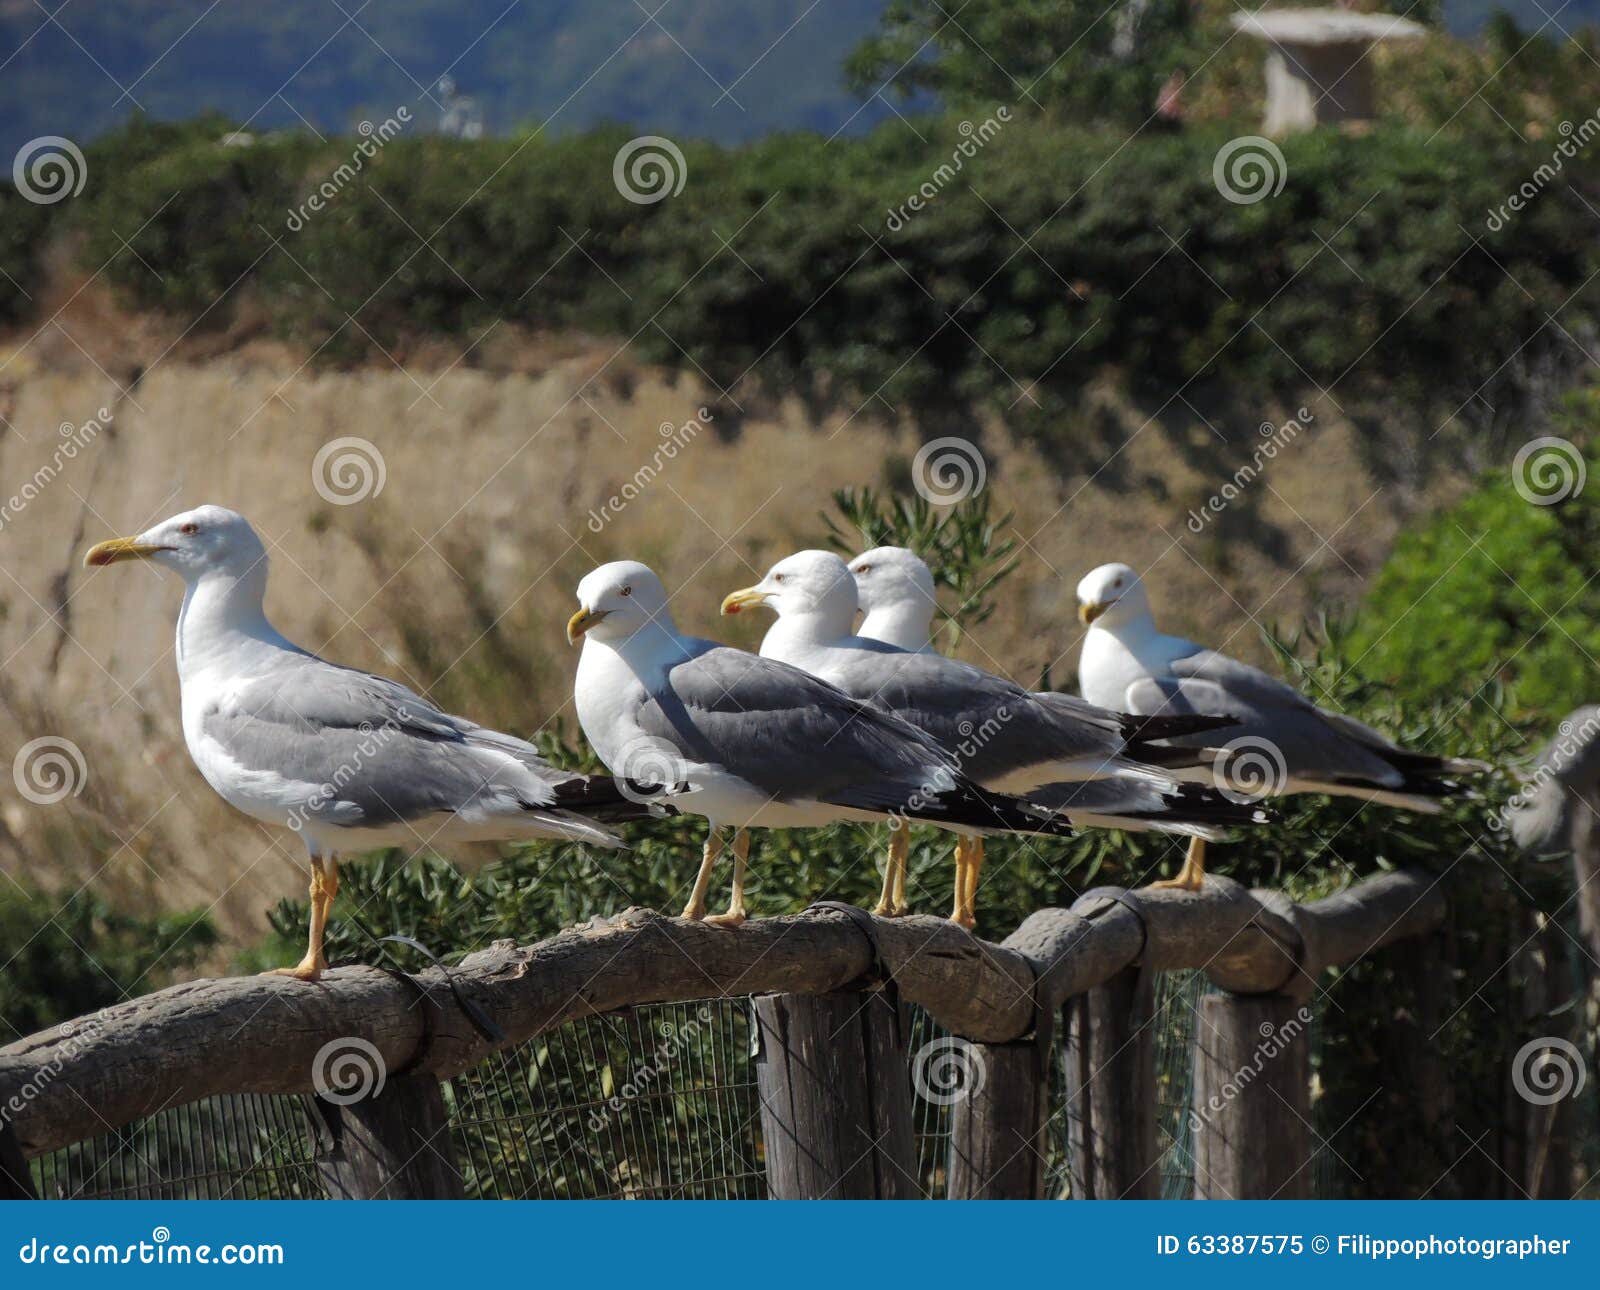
[{"xmin": 30, "ymin": 980, "xmax": 1311, "ymax": 1200}]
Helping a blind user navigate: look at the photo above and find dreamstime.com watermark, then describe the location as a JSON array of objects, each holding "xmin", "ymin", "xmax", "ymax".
[
  {"xmin": 1, "ymin": 1016, "xmax": 105, "ymax": 1129},
  {"xmin": 585, "ymin": 407, "xmax": 713, "ymax": 532},
  {"xmin": 0, "ymin": 408, "xmax": 113, "ymax": 535},
  {"xmin": 11, "ymin": 135, "xmax": 86, "ymax": 205},
  {"xmin": 284, "ymin": 715, "xmax": 411, "ymax": 834},
  {"xmin": 285, "ymin": 109, "xmax": 412, "ymax": 231},
  {"xmin": 1491, "ymin": 709, "xmax": 1600, "ymax": 831},
  {"xmin": 911, "ymin": 436, "xmax": 986, "ymax": 505},
  {"xmin": 1485, "ymin": 107, "xmax": 1600, "ymax": 231},
  {"xmin": 312, "ymin": 436, "xmax": 387, "ymax": 505},
  {"xmin": 885, "ymin": 108, "xmax": 1011, "ymax": 231},
  {"xmin": 1186, "ymin": 408, "xmax": 1313, "ymax": 533},
  {"xmin": 18, "ymin": 1229, "xmax": 284, "ymax": 1267},
  {"xmin": 886, "ymin": 708, "xmax": 1013, "ymax": 828},
  {"xmin": 1188, "ymin": 1005, "xmax": 1312, "ymax": 1131},
  {"xmin": 11, "ymin": 736, "xmax": 88, "ymax": 806},
  {"xmin": 588, "ymin": 1005, "xmax": 715, "ymax": 1132}
]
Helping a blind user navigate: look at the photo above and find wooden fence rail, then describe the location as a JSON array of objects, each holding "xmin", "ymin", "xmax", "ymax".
[{"xmin": 0, "ymin": 869, "xmax": 1447, "ymax": 1197}]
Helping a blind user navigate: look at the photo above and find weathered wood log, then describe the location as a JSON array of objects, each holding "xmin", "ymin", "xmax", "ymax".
[
  {"xmin": 1064, "ymin": 966, "xmax": 1160, "ymax": 1199},
  {"xmin": 1190, "ymin": 993, "xmax": 1313, "ymax": 1199},
  {"xmin": 753, "ymin": 989, "xmax": 916, "ymax": 1199},
  {"xmin": 0, "ymin": 869, "xmax": 1446, "ymax": 1159},
  {"xmin": 0, "ymin": 1122, "xmax": 36, "ymax": 1199},
  {"xmin": 946, "ymin": 1019, "xmax": 1053, "ymax": 1200},
  {"xmin": 315, "ymin": 1073, "xmax": 464, "ymax": 1200}
]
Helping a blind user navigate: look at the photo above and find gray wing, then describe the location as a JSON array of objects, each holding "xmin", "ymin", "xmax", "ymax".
[
  {"xmin": 821, "ymin": 647, "xmax": 1139, "ymax": 783},
  {"xmin": 1125, "ymin": 648, "xmax": 1407, "ymax": 788},
  {"xmin": 635, "ymin": 644, "xmax": 959, "ymax": 814},
  {"xmin": 202, "ymin": 654, "xmax": 582, "ymax": 828}
]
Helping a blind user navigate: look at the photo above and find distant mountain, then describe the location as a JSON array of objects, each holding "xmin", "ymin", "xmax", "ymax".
[
  {"xmin": 0, "ymin": 0, "xmax": 1593, "ymax": 162},
  {"xmin": 0, "ymin": 0, "xmax": 898, "ymax": 160}
]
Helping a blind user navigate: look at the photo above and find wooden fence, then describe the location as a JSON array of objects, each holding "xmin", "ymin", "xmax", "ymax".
[{"xmin": 0, "ymin": 870, "xmax": 1445, "ymax": 1200}]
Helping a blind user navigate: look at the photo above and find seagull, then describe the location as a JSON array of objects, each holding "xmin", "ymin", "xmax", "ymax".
[
  {"xmin": 84, "ymin": 505, "xmax": 638, "ymax": 980},
  {"xmin": 567, "ymin": 560, "xmax": 1076, "ymax": 927},
  {"xmin": 1076, "ymin": 560, "xmax": 1485, "ymax": 890},
  {"xmin": 847, "ymin": 543, "xmax": 1258, "ymax": 834},
  {"xmin": 721, "ymin": 550, "xmax": 1248, "ymax": 917}
]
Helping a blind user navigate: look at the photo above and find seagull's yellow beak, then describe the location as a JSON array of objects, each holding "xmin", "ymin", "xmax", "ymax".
[
  {"xmin": 565, "ymin": 606, "xmax": 609, "ymax": 645},
  {"xmin": 720, "ymin": 586, "xmax": 770, "ymax": 617},
  {"xmin": 1078, "ymin": 600, "xmax": 1108, "ymax": 625},
  {"xmin": 83, "ymin": 537, "xmax": 168, "ymax": 568}
]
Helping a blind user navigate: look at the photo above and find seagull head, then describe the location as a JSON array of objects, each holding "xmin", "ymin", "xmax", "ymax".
[
  {"xmin": 1075, "ymin": 561, "xmax": 1150, "ymax": 629},
  {"xmin": 721, "ymin": 549, "xmax": 857, "ymax": 628},
  {"xmin": 848, "ymin": 546, "xmax": 937, "ymax": 620},
  {"xmin": 84, "ymin": 505, "xmax": 267, "ymax": 582},
  {"xmin": 569, "ymin": 560, "xmax": 672, "ymax": 645}
]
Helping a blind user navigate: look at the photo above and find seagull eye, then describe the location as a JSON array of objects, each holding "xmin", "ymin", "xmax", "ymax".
[
  {"xmin": 773, "ymin": 573, "xmax": 785, "ymax": 584},
  {"xmin": 620, "ymin": 585, "xmax": 632, "ymax": 597},
  {"xmin": 179, "ymin": 523, "xmax": 199, "ymax": 536},
  {"xmin": 857, "ymin": 564, "xmax": 871, "ymax": 575}
]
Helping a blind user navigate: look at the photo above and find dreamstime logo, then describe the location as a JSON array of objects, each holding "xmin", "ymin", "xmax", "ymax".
[
  {"xmin": 587, "ymin": 1004, "xmax": 714, "ymax": 1133},
  {"xmin": 12, "ymin": 136, "xmax": 87, "ymax": 204},
  {"xmin": 1212, "ymin": 136, "xmax": 1287, "ymax": 205},
  {"xmin": 612, "ymin": 735, "xmax": 689, "ymax": 804},
  {"xmin": 1189, "ymin": 1005, "xmax": 1312, "ymax": 1131},
  {"xmin": 585, "ymin": 406, "xmax": 713, "ymax": 532},
  {"xmin": 312, "ymin": 1036, "xmax": 387, "ymax": 1105},
  {"xmin": 613, "ymin": 136, "xmax": 686, "ymax": 205},
  {"xmin": 1186, "ymin": 407, "xmax": 1313, "ymax": 534},
  {"xmin": 312, "ymin": 436, "xmax": 387, "ymax": 505},
  {"xmin": 1512, "ymin": 436, "xmax": 1585, "ymax": 506},
  {"xmin": 1213, "ymin": 736, "xmax": 1288, "ymax": 804},
  {"xmin": 912, "ymin": 437, "xmax": 986, "ymax": 505},
  {"xmin": 12, "ymin": 736, "xmax": 88, "ymax": 805},
  {"xmin": 1511, "ymin": 1036, "xmax": 1586, "ymax": 1105},
  {"xmin": 911, "ymin": 1037, "xmax": 986, "ymax": 1105}
]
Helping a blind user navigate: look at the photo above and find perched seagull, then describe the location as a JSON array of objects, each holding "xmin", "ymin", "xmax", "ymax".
[
  {"xmin": 848, "ymin": 544, "xmax": 1256, "ymax": 835},
  {"xmin": 722, "ymin": 550, "xmax": 1247, "ymax": 919},
  {"xmin": 1076, "ymin": 560, "xmax": 1485, "ymax": 890},
  {"xmin": 84, "ymin": 505, "xmax": 638, "ymax": 980},
  {"xmin": 851, "ymin": 545, "xmax": 941, "ymax": 653},
  {"xmin": 568, "ymin": 560, "xmax": 1075, "ymax": 927}
]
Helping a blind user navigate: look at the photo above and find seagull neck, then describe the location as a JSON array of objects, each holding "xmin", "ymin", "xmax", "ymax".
[
  {"xmin": 607, "ymin": 618, "xmax": 690, "ymax": 680},
  {"xmin": 766, "ymin": 604, "xmax": 855, "ymax": 652},
  {"xmin": 176, "ymin": 568, "xmax": 281, "ymax": 676},
  {"xmin": 859, "ymin": 604, "xmax": 934, "ymax": 652}
]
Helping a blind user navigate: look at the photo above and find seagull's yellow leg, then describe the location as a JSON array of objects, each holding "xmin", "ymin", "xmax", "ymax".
[
  {"xmin": 874, "ymin": 819, "xmax": 910, "ymax": 917},
  {"xmin": 950, "ymin": 837, "xmax": 977, "ymax": 930},
  {"xmin": 1149, "ymin": 836, "xmax": 1207, "ymax": 893},
  {"xmin": 264, "ymin": 857, "xmax": 331, "ymax": 981},
  {"xmin": 705, "ymin": 829, "xmax": 749, "ymax": 927},
  {"xmin": 964, "ymin": 836, "xmax": 986, "ymax": 924},
  {"xmin": 681, "ymin": 827, "xmax": 725, "ymax": 921}
]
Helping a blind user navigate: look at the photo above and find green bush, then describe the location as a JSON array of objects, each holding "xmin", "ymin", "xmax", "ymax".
[
  {"xmin": 0, "ymin": 878, "xmax": 217, "ymax": 1037},
  {"xmin": 1351, "ymin": 388, "xmax": 1600, "ymax": 717}
]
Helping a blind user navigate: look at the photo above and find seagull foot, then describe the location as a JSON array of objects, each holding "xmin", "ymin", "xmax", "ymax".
[
  {"xmin": 872, "ymin": 902, "xmax": 909, "ymax": 919},
  {"xmin": 1148, "ymin": 873, "xmax": 1205, "ymax": 894},
  {"xmin": 949, "ymin": 913, "xmax": 977, "ymax": 932},
  {"xmin": 702, "ymin": 910, "xmax": 747, "ymax": 928},
  {"xmin": 261, "ymin": 957, "xmax": 327, "ymax": 982}
]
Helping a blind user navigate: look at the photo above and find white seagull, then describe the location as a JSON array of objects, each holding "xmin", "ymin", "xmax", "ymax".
[
  {"xmin": 1076, "ymin": 560, "xmax": 1485, "ymax": 890},
  {"xmin": 721, "ymin": 549, "xmax": 1248, "ymax": 920},
  {"xmin": 567, "ymin": 560, "xmax": 1075, "ymax": 927},
  {"xmin": 84, "ymin": 505, "xmax": 635, "ymax": 979}
]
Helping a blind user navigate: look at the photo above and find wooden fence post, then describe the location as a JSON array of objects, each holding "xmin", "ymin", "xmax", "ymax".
[
  {"xmin": 315, "ymin": 1072, "xmax": 464, "ymax": 1199},
  {"xmin": 1190, "ymin": 992, "xmax": 1313, "ymax": 1199},
  {"xmin": 946, "ymin": 1010, "xmax": 1053, "ymax": 1199},
  {"xmin": 753, "ymin": 988, "xmax": 917, "ymax": 1199},
  {"xmin": 1, "ymin": 1122, "xmax": 36, "ymax": 1199},
  {"xmin": 1064, "ymin": 966, "xmax": 1161, "ymax": 1199}
]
